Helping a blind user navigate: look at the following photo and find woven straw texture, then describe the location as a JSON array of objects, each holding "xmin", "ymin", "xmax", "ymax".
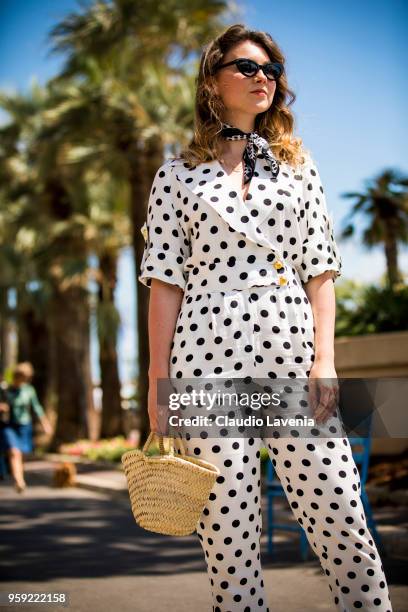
[{"xmin": 121, "ymin": 431, "xmax": 220, "ymax": 536}]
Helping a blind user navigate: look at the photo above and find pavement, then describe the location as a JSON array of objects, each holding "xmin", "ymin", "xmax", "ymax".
[
  {"xmin": 0, "ymin": 454, "xmax": 407, "ymax": 612},
  {"xmin": 20, "ymin": 452, "xmax": 408, "ymax": 559}
]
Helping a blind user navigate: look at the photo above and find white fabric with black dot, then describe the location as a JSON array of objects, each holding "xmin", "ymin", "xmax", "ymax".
[
  {"xmin": 138, "ymin": 153, "xmax": 392, "ymax": 612},
  {"xmin": 139, "ymin": 151, "xmax": 342, "ymax": 292}
]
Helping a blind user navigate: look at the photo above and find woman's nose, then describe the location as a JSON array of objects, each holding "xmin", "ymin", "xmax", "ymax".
[{"xmin": 254, "ymin": 70, "xmax": 267, "ymax": 83}]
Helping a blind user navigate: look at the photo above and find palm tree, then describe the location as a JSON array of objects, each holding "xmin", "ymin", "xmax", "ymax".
[
  {"xmin": 86, "ymin": 169, "xmax": 131, "ymax": 437},
  {"xmin": 340, "ymin": 169, "xmax": 408, "ymax": 288},
  {"xmin": 0, "ymin": 84, "xmax": 97, "ymax": 446},
  {"xmin": 62, "ymin": 65, "xmax": 197, "ymax": 441},
  {"xmin": 49, "ymin": 0, "xmax": 230, "ymax": 77},
  {"xmin": 37, "ymin": 68, "xmax": 141, "ymax": 438},
  {"xmin": 0, "ymin": 85, "xmax": 55, "ymax": 405},
  {"xmin": 48, "ymin": 0, "xmax": 228, "ymax": 443}
]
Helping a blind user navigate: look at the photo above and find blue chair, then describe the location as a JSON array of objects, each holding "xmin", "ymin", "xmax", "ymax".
[{"xmin": 265, "ymin": 418, "xmax": 384, "ymax": 560}]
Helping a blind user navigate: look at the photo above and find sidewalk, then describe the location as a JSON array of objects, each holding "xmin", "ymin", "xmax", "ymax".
[
  {"xmin": 24, "ymin": 454, "xmax": 129, "ymax": 494},
  {"xmin": 16, "ymin": 452, "xmax": 408, "ymax": 561},
  {"xmin": 1, "ymin": 454, "xmax": 406, "ymax": 612}
]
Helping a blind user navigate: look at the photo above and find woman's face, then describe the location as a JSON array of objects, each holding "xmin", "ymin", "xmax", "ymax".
[{"xmin": 214, "ymin": 40, "xmax": 277, "ymax": 119}]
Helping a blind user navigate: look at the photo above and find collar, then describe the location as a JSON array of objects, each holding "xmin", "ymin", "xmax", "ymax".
[{"xmin": 174, "ymin": 156, "xmax": 295, "ymax": 254}]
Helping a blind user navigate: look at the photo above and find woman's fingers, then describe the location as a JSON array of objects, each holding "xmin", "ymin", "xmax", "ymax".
[
  {"xmin": 156, "ymin": 403, "xmax": 170, "ymax": 436},
  {"xmin": 148, "ymin": 384, "xmax": 171, "ymax": 435},
  {"xmin": 308, "ymin": 378, "xmax": 319, "ymax": 412},
  {"xmin": 313, "ymin": 381, "xmax": 339, "ymax": 424},
  {"xmin": 314, "ymin": 392, "xmax": 331, "ymax": 422}
]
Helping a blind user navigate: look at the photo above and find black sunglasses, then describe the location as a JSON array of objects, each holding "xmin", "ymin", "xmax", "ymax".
[{"xmin": 213, "ymin": 57, "xmax": 284, "ymax": 81}]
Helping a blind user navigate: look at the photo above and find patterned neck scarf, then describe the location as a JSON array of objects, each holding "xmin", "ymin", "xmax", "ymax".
[{"xmin": 220, "ymin": 122, "xmax": 280, "ymax": 184}]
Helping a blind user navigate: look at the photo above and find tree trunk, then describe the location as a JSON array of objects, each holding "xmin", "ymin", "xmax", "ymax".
[
  {"xmin": 41, "ymin": 176, "xmax": 94, "ymax": 448},
  {"xmin": 16, "ymin": 288, "xmax": 49, "ymax": 406},
  {"xmin": 128, "ymin": 137, "xmax": 165, "ymax": 446},
  {"xmin": 0, "ymin": 286, "xmax": 13, "ymax": 375},
  {"xmin": 50, "ymin": 282, "xmax": 94, "ymax": 447},
  {"xmin": 98, "ymin": 251, "xmax": 123, "ymax": 438},
  {"xmin": 384, "ymin": 229, "xmax": 401, "ymax": 288}
]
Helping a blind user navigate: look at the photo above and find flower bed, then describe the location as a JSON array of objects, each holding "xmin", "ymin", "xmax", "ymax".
[{"xmin": 58, "ymin": 436, "xmax": 138, "ymax": 463}]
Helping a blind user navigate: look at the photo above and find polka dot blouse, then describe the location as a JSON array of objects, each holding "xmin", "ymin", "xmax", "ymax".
[{"xmin": 138, "ymin": 151, "xmax": 342, "ymax": 293}]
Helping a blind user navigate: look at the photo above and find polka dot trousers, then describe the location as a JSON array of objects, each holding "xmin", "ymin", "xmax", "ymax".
[
  {"xmin": 167, "ymin": 283, "xmax": 392, "ymax": 611},
  {"xmin": 176, "ymin": 433, "xmax": 392, "ymax": 612}
]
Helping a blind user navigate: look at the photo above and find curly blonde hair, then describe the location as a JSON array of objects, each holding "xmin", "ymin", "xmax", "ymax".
[{"xmin": 177, "ymin": 23, "xmax": 309, "ymax": 169}]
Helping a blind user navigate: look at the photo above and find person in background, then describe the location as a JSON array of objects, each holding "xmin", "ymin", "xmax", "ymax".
[{"xmin": 0, "ymin": 362, "xmax": 52, "ymax": 493}]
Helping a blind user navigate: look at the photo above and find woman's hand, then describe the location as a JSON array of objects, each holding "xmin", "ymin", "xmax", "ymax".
[
  {"xmin": 41, "ymin": 416, "xmax": 53, "ymax": 436},
  {"xmin": 308, "ymin": 359, "xmax": 339, "ymax": 425},
  {"xmin": 148, "ymin": 376, "xmax": 171, "ymax": 436}
]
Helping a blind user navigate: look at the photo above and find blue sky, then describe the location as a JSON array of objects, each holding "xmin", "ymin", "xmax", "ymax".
[{"xmin": 0, "ymin": 0, "xmax": 407, "ymax": 382}]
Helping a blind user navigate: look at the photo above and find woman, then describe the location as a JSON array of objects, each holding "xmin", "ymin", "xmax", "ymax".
[
  {"xmin": 138, "ymin": 24, "xmax": 392, "ymax": 612},
  {"xmin": 0, "ymin": 362, "xmax": 52, "ymax": 493}
]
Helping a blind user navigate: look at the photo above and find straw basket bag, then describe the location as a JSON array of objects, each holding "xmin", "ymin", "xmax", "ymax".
[{"xmin": 121, "ymin": 431, "xmax": 220, "ymax": 536}]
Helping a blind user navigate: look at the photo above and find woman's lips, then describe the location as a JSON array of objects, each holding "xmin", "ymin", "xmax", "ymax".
[{"xmin": 251, "ymin": 91, "xmax": 267, "ymax": 96}]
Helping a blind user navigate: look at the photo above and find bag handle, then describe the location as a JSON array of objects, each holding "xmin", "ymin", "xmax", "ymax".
[{"xmin": 142, "ymin": 431, "xmax": 186, "ymax": 456}]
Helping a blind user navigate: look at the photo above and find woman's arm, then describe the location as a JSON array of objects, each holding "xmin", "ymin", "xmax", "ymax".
[
  {"xmin": 303, "ymin": 270, "xmax": 336, "ymax": 363},
  {"xmin": 147, "ymin": 278, "xmax": 184, "ymax": 433},
  {"xmin": 296, "ymin": 153, "xmax": 342, "ymax": 424},
  {"xmin": 30, "ymin": 386, "xmax": 53, "ymax": 435},
  {"xmin": 303, "ymin": 270, "xmax": 339, "ymax": 424},
  {"xmin": 138, "ymin": 160, "xmax": 189, "ymax": 432}
]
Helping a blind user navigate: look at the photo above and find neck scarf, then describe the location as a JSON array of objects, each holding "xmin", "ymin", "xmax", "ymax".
[{"xmin": 220, "ymin": 122, "xmax": 280, "ymax": 184}]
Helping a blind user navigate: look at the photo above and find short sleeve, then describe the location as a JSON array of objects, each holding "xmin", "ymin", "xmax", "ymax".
[
  {"xmin": 29, "ymin": 386, "xmax": 45, "ymax": 419},
  {"xmin": 138, "ymin": 160, "xmax": 189, "ymax": 291},
  {"xmin": 297, "ymin": 154, "xmax": 342, "ymax": 284}
]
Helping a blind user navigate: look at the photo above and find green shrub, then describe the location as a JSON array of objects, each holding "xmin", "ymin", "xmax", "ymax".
[{"xmin": 336, "ymin": 281, "xmax": 408, "ymax": 336}]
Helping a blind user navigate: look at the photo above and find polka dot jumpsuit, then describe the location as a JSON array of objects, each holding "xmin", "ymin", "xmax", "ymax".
[{"xmin": 138, "ymin": 153, "xmax": 393, "ymax": 612}]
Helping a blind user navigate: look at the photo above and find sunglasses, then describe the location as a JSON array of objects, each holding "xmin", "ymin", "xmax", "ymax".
[{"xmin": 213, "ymin": 57, "xmax": 284, "ymax": 81}]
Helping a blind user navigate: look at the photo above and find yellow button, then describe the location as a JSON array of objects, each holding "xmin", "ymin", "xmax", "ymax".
[
  {"xmin": 279, "ymin": 276, "xmax": 287, "ymax": 285},
  {"xmin": 273, "ymin": 261, "xmax": 283, "ymax": 270}
]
